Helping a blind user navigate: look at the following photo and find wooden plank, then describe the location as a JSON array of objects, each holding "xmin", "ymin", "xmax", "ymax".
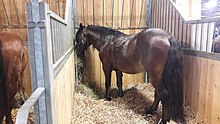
[
  {"xmin": 211, "ymin": 61, "xmax": 220, "ymax": 123},
  {"xmin": 204, "ymin": 58, "xmax": 214, "ymax": 123}
]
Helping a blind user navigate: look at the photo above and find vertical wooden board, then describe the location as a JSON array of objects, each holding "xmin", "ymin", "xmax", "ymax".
[
  {"xmin": 168, "ymin": 3, "xmax": 172, "ymax": 33},
  {"xmin": 113, "ymin": 0, "xmax": 119, "ymax": 27},
  {"xmin": 175, "ymin": 12, "xmax": 178, "ymax": 39},
  {"xmin": 178, "ymin": 18, "xmax": 183, "ymax": 45},
  {"xmin": 197, "ymin": 57, "xmax": 207, "ymax": 120},
  {"xmin": 76, "ymin": 0, "xmax": 83, "ymax": 25},
  {"xmin": 185, "ymin": 56, "xmax": 194, "ymax": 106},
  {"xmin": 204, "ymin": 59, "xmax": 214, "ymax": 123},
  {"xmin": 23, "ymin": 46, "xmax": 32, "ymax": 94},
  {"xmin": 15, "ymin": 0, "xmax": 26, "ymax": 25},
  {"xmin": 104, "ymin": 0, "xmax": 112, "ymax": 26},
  {"xmin": 85, "ymin": 47, "xmax": 96, "ymax": 83},
  {"xmin": 141, "ymin": 0, "xmax": 147, "ymax": 27},
  {"xmin": 59, "ymin": 0, "xmax": 66, "ymax": 18},
  {"xmin": 211, "ymin": 61, "xmax": 220, "ymax": 124},
  {"xmin": 94, "ymin": 0, "xmax": 102, "ymax": 25},
  {"xmin": 171, "ymin": 6, "xmax": 175, "ymax": 36},
  {"xmin": 183, "ymin": 55, "xmax": 189, "ymax": 104},
  {"xmin": 165, "ymin": 0, "xmax": 169, "ymax": 31},
  {"xmin": 48, "ymin": 0, "xmax": 57, "ymax": 15},
  {"xmin": 0, "ymin": 0, "xmax": 6, "ymax": 25}
]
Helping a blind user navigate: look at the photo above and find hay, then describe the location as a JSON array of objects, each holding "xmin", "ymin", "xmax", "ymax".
[
  {"xmin": 72, "ymin": 83, "xmax": 207, "ymax": 124},
  {"xmin": 2, "ymin": 94, "xmax": 34, "ymax": 124},
  {"xmin": 2, "ymin": 108, "xmax": 34, "ymax": 124}
]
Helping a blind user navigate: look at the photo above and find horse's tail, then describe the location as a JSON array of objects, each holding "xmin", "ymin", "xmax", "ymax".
[
  {"xmin": 162, "ymin": 37, "xmax": 185, "ymax": 123},
  {"xmin": 0, "ymin": 41, "xmax": 3, "ymax": 85},
  {"xmin": 0, "ymin": 41, "xmax": 4, "ymax": 103}
]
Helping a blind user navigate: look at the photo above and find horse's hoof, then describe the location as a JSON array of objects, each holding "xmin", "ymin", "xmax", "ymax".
[
  {"xmin": 119, "ymin": 92, "xmax": 124, "ymax": 98},
  {"xmin": 158, "ymin": 118, "xmax": 166, "ymax": 124},
  {"xmin": 145, "ymin": 109, "xmax": 154, "ymax": 115},
  {"xmin": 104, "ymin": 97, "xmax": 112, "ymax": 101}
]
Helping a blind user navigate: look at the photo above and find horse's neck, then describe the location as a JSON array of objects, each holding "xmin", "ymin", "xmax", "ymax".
[{"xmin": 87, "ymin": 31, "xmax": 108, "ymax": 51}]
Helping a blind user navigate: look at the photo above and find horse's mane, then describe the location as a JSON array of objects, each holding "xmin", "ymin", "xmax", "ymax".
[{"xmin": 87, "ymin": 25, "xmax": 124, "ymax": 36}]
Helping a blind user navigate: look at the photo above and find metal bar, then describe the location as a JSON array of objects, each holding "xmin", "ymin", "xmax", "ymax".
[
  {"xmin": 51, "ymin": 19, "xmax": 55, "ymax": 63},
  {"xmin": 170, "ymin": 6, "xmax": 173, "ymax": 34},
  {"xmin": 93, "ymin": 0, "xmax": 95, "ymax": 24},
  {"xmin": 16, "ymin": 88, "xmax": 45, "ymax": 124},
  {"xmin": 2, "ymin": 0, "xmax": 10, "ymax": 25},
  {"xmin": 49, "ymin": 11, "xmax": 67, "ymax": 24},
  {"xmin": 174, "ymin": 10, "xmax": 176, "ymax": 37},
  {"xmin": 112, "ymin": 0, "xmax": 114, "ymax": 27},
  {"xmin": 186, "ymin": 17, "xmax": 220, "ymax": 24},
  {"xmin": 181, "ymin": 20, "xmax": 184, "ymax": 47},
  {"xmin": 177, "ymin": 14, "xmax": 180, "ymax": 41},
  {"xmin": 186, "ymin": 24, "xmax": 188, "ymax": 48},
  {"xmin": 13, "ymin": 0, "xmax": 21, "ymax": 25},
  {"xmin": 82, "ymin": 0, "xmax": 85, "ymax": 24},
  {"xmin": 121, "ymin": 0, "xmax": 124, "ymax": 27},
  {"xmin": 139, "ymin": 0, "xmax": 144, "ymax": 27},
  {"xmin": 130, "ymin": 0, "xmax": 134, "ymax": 27}
]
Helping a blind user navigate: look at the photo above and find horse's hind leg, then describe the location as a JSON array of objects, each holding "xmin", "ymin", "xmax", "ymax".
[
  {"xmin": 159, "ymin": 88, "xmax": 171, "ymax": 124},
  {"xmin": 103, "ymin": 65, "xmax": 112, "ymax": 100},
  {"xmin": 146, "ymin": 90, "xmax": 160, "ymax": 115},
  {"xmin": 116, "ymin": 71, "xmax": 123, "ymax": 97},
  {"xmin": 0, "ymin": 110, "xmax": 4, "ymax": 124}
]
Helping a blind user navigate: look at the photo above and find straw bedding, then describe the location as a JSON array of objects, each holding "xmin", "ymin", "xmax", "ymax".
[{"xmin": 72, "ymin": 83, "xmax": 206, "ymax": 124}]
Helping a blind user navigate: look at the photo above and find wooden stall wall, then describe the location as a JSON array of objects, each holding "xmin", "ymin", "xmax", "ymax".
[
  {"xmin": 183, "ymin": 53, "xmax": 220, "ymax": 124},
  {"xmin": 76, "ymin": 0, "xmax": 147, "ymax": 90},
  {"xmin": 54, "ymin": 52, "xmax": 75, "ymax": 124}
]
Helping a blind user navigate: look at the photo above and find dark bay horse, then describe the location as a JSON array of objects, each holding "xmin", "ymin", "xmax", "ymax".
[
  {"xmin": 0, "ymin": 31, "xmax": 28, "ymax": 124},
  {"xmin": 75, "ymin": 23, "xmax": 185, "ymax": 124}
]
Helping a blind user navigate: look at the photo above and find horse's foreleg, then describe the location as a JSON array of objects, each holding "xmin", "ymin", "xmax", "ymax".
[
  {"xmin": 103, "ymin": 65, "xmax": 112, "ymax": 101},
  {"xmin": 146, "ymin": 90, "xmax": 160, "ymax": 115},
  {"xmin": 116, "ymin": 71, "xmax": 123, "ymax": 97}
]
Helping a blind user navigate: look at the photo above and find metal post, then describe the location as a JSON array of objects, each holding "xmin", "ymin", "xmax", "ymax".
[{"xmin": 26, "ymin": 1, "xmax": 55, "ymax": 123}]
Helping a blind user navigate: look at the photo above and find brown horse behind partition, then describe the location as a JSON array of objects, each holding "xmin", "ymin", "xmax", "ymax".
[
  {"xmin": 75, "ymin": 24, "xmax": 185, "ymax": 124},
  {"xmin": 0, "ymin": 32, "xmax": 28, "ymax": 124}
]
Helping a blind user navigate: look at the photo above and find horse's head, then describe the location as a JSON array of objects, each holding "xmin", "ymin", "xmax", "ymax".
[{"xmin": 75, "ymin": 23, "xmax": 90, "ymax": 56}]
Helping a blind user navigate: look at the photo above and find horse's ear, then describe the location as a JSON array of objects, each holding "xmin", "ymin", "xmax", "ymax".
[{"xmin": 80, "ymin": 23, "xmax": 83, "ymax": 29}]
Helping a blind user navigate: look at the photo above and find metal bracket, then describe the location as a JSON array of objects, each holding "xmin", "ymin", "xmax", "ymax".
[
  {"xmin": 27, "ymin": 21, "xmax": 36, "ymax": 28},
  {"xmin": 38, "ymin": 20, "xmax": 46, "ymax": 28},
  {"xmin": 27, "ymin": 20, "xmax": 46, "ymax": 28}
]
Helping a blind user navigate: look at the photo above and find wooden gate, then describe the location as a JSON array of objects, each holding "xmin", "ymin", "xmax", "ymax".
[{"xmin": 16, "ymin": 0, "xmax": 75, "ymax": 124}]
